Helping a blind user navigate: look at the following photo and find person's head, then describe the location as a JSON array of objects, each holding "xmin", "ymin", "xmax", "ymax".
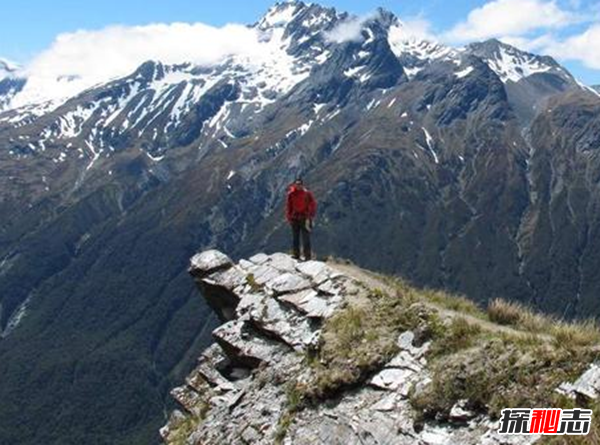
[{"xmin": 292, "ymin": 176, "xmax": 305, "ymax": 190}]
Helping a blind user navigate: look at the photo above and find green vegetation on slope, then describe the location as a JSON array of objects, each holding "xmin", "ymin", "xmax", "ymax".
[{"xmin": 287, "ymin": 271, "xmax": 600, "ymax": 443}]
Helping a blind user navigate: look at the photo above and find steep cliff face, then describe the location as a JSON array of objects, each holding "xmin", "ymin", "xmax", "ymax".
[{"xmin": 162, "ymin": 250, "xmax": 600, "ymax": 444}]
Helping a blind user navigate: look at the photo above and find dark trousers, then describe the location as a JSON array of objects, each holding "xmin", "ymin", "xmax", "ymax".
[{"xmin": 291, "ymin": 219, "xmax": 311, "ymax": 260}]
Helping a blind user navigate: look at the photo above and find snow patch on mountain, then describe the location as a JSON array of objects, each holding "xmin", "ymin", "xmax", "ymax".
[
  {"xmin": 467, "ymin": 39, "xmax": 573, "ymax": 84},
  {"xmin": 258, "ymin": 2, "xmax": 303, "ymax": 29},
  {"xmin": 3, "ymin": 6, "xmax": 331, "ymax": 143},
  {"xmin": 455, "ymin": 66, "xmax": 474, "ymax": 79},
  {"xmin": 422, "ymin": 127, "xmax": 439, "ymax": 164},
  {"xmin": 0, "ymin": 3, "xmax": 317, "ymax": 115},
  {"xmin": 389, "ymin": 30, "xmax": 455, "ymax": 62},
  {"xmin": 483, "ymin": 46, "xmax": 552, "ymax": 82},
  {"xmin": 0, "ymin": 294, "xmax": 32, "ymax": 339},
  {"xmin": 387, "ymin": 24, "xmax": 460, "ymax": 79}
]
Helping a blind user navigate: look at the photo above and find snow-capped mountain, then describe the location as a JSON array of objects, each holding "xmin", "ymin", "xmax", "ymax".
[
  {"xmin": 0, "ymin": 2, "xmax": 583, "ymax": 171},
  {"xmin": 1, "ymin": 3, "xmax": 600, "ymax": 445},
  {"xmin": 0, "ymin": 3, "xmax": 582, "ymax": 119},
  {"xmin": 466, "ymin": 39, "xmax": 574, "ymax": 84}
]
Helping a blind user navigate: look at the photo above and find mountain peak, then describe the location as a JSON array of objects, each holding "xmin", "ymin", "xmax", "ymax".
[
  {"xmin": 257, "ymin": 1, "xmax": 309, "ymax": 30},
  {"xmin": 466, "ymin": 38, "xmax": 572, "ymax": 83}
]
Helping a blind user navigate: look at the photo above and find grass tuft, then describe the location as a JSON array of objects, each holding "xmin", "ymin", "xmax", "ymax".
[
  {"xmin": 298, "ymin": 287, "xmax": 438, "ymax": 402},
  {"xmin": 488, "ymin": 298, "xmax": 600, "ymax": 347}
]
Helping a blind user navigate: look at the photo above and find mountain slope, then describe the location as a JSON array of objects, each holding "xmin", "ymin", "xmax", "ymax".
[
  {"xmin": 0, "ymin": 2, "xmax": 598, "ymax": 444},
  {"xmin": 162, "ymin": 249, "xmax": 600, "ymax": 444}
]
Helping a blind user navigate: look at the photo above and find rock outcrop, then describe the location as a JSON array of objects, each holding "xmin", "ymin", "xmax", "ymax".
[{"xmin": 161, "ymin": 250, "xmax": 566, "ymax": 444}]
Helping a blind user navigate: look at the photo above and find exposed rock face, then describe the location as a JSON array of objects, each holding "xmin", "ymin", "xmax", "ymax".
[
  {"xmin": 558, "ymin": 363, "xmax": 600, "ymax": 401},
  {"xmin": 161, "ymin": 250, "xmax": 542, "ymax": 444}
]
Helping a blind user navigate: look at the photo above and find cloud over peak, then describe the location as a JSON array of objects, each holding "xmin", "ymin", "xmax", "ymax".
[
  {"xmin": 9, "ymin": 21, "xmax": 275, "ymax": 108},
  {"xmin": 445, "ymin": 0, "xmax": 579, "ymax": 42}
]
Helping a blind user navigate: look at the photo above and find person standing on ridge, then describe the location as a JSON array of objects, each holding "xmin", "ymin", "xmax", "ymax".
[{"xmin": 286, "ymin": 177, "xmax": 317, "ymax": 261}]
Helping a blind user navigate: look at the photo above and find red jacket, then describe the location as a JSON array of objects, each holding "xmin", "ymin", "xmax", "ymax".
[{"xmin": 286, "ymin": 184, "xmax": 317, "ymax": 222}]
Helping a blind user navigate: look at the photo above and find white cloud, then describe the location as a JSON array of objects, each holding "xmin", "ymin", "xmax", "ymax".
[
  {"xmin": 445, "ymin": 0, "xmax": 578, "ymax": 42},
  {"xmin": 324, "ymin": 11, "xmax": 436, "ymax": 45},
  {"xmin": 324, "ymin": 14, "xmax": 373, "ymax": 43},
  {"xmin": 499, "ymin": 34, "xmax": 558, "ymax": 52},
  {"xmin": 495, "ymin": 22, "xmax": 600, "ymax": 73},
  {"xmin": 543, "ymin": 23, "xmax": 600, "ymax": 69},
  {"xmin": 11, "ymin": 22, "xmax": 266, "ymax": 108},
  {"xmin": 398, "ymin": 17, "xmax": 437, "ymax": 41}
]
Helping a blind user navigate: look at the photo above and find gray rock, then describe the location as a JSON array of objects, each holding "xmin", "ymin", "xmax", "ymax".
[
  {"xmin": 189, "ymin": 345, "xmax": 236, "ymax": 392},
  {"xmin": 267, "ymin": 253, "xmax": 298, "ymax": 272},
  {"xmin": 204, "ymin": 266, "xmax": 247, "ymax": 291},
  {"xmin": 278, "ymin": 289, "xmax": 340, "ymax": 318},
  {"xmin": 317, "ymin": 275, "xmax": 361, "ymax": 297},
  {"xmin": 212, "ymin": 320, "xmax": 289, "ymax": 366},
  {"xmin": 369, "ymin": 368, "xmax": 417, "ymax": 395},
  {"xmin": 557, "ymin": 362, "xmax": 600, "ymax": 400},
  {"xmin": 189, "ymin": 249, "xmax": 233, "ymax": 276},
  {"xmin": 169, "ymin": 251, "xmax": 551, "ymax": 445},
  {"xmin": 238, "ymin": 259, "xmax": 256, "ymax": 270},
  {"xmin": 170, "ymin": 385, "xmax": 205, "ymax": 416},
  {"xmin": 397, "ymin": 331, "xmax": 429, "ymax": 358},
  {"xmin": 449, "ymin": 399, "xmax": 477, "ymax": 422},
  {"xmin": 241, "ymin": 425, "xmax": 262, "ymax": 443},
  {"xmin": 370, "ymin": 393, "xmax": 399, "ymax": 412},
  {"xmin": 237, "ymin": 292, "xmax": 315, "ymax": 350},
  {"xmin": 249, "ymin": 253, "xmax": 270, "ymax": 265},
  {"xmin": 295, "ymin": 261, "xmax": 334, "ymax": 284},
  {"xmin": 243, "ymin": 263, "xmax": 281, "ymax": 286},
  {"xmin": 266, "ymin": 272, "xmax": 312, "ymax": 295}
]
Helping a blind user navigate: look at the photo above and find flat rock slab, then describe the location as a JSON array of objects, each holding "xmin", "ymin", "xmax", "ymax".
[
  {"xmin": 204, "ymin": 266, "xmax": 247, "ymax": 291},
  {"xmin": 190, "ymin": 250, "xmax": 233, "ymax": 276},
  {"xmin": 266, "ymin": 272, "xmax": 312, "ymax": 295},
  {"xmin": 267, "ymin": 253, "xmax": 298, "ymax": 272},
  {"xmin": 237, "ymin": 292, "xmax": 315, "ymax": 350},
  {"xmin": 171, "ymin": 385, "xmax": 205, "ymax": 416},
  {"xmin": 240, "ymin": 263, "xmax": 281, "ymax": 286},
  {"xmin": 189, "ymin": 346, "xmax": 236, "ymax": 392},
  {"xmin": 295, "ymin": 261, "xmax": 336, "ymax": 284},
  {"xmin": 558, "ymin": 362, "xmax": 600, "ymax": 399},
  {"xmin": 248, "ymin": 253, "xmax": 270, "ymax": 265},
  {"xmin": 212, "ymin": 320, "xmax": 288, "ymax": 365},
  {"xmin": 290, "ymin": 417, "xmax": 361, "ymax": 445},
  {"xmin": 370, "ymin": 368, "xmax": 417, "ymax": 395},
  {"xmin": 397, "ymin": 331, "xmax": 429, "ymax": 358},
  {"xmin": 278, "ymin": 289, "xmax": 341, "ymax": 319}
]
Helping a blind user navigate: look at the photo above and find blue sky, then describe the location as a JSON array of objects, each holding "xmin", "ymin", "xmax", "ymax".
[{"xmin": 1, "ymin": 0, "xmax": 599, "ymax": 84}]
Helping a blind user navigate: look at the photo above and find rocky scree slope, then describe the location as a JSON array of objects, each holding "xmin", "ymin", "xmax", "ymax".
[{"xmin": 161, "ymin": 249, "xmax": 600, "ymax": 444}]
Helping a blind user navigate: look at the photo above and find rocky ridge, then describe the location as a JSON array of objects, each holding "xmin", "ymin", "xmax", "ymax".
[{"xmin": 161, "ymin": 250, "xmax": 600, "ymax": 444}]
